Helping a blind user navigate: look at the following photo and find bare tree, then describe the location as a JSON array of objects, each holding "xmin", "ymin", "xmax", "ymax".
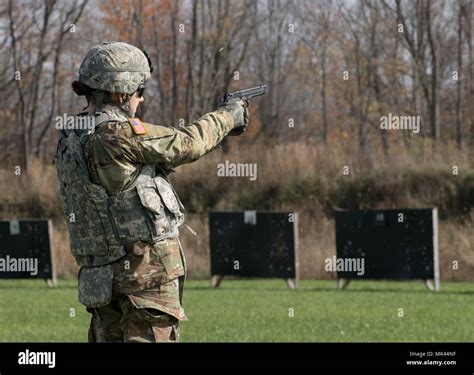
[
  {"xmin": 295, "ymin": 0, "xmax": 333, "ymax": 143},
  {"xmin": 456, "ymin": 0, "xmax": 464, "ymax": 148},
  {"xmin": 3, "ymin": 0, "xmax": 88, "ymax": 168},
  {"xmin": 386, "ymin": 0, "xmax": 443, "ymax": 140}
]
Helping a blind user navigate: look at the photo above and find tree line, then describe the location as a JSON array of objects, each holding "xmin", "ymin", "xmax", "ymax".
[{"xmin": 1, "ymin": 0, "xmax": 472, "ymax": 170}]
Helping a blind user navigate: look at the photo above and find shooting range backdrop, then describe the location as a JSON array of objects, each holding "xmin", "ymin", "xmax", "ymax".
[
  {"xmin": 335, "ymin": 208, "xmax": 439, "ymax": 289},
  {"xmin": 209, "ymin": 211, "xmax": 298, "ymax": 287},
  {"xmin": 0, "ymin": 219, "xmax": 55, "ymax": 282}
]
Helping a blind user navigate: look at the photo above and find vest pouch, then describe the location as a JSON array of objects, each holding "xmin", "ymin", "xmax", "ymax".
[
  {"xmin": 108, "ymin": 188, "xmax": 157, "ymax": 245},
  {"xmin": 58, "ymin": 175, "xmax": 109, "ymax": 257},
  {"xmin": 107, "ymin": 175, "xmax": 183, "ymax": 245},
  {"xmin": 154, "ymin": 176, "xmax": 183, "ymax": 218},
  {"xmin": 78, "ymin": 264, "xmax": 113, "ymax": 308},
  {"xmin": 136, "ymin": 179, "xmax": 172, "ymax": 239},
  {"xmin": 68, "ymin": 193, "xmax": 109, "ymax": 257}
]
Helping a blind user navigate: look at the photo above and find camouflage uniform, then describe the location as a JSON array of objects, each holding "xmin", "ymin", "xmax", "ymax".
[
  {"xmin": 83, "ymin": 105, "xmax": 234, "ymax": 342},
  {"xmin": 54, "ymin": 42, "xmax": 247, "ymax": 343}
]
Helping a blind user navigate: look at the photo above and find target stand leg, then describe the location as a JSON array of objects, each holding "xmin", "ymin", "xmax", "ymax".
[
  {"xmin": 211, "ymin": 275, "xmax": 224, "ymax": 288},
  {"xmin": 424, "ymin": 279, "xmax": 439, "ymax": 291},
  {"xmin": 337, "ymin": 278, "xmax": 350, "ymax": 290},
  {"xmin": 286, "ymin": 278, "xmax": 298, "ymax": 289}
]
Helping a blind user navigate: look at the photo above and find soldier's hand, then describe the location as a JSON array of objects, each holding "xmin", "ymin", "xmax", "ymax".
[{"xmin": 218, "ymin": 99, "xmax": 249, "ymax": 136}]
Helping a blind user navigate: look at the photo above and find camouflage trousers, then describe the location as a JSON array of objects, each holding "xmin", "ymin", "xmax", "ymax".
[{"xmin": 86, "ymin": 238, "xmax": 188, "ymax": 343}]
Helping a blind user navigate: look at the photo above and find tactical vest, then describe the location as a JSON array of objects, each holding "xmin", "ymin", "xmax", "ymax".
[{"xmin": 54, "ymin": 112, "xmax": 185, "ymax": 267}]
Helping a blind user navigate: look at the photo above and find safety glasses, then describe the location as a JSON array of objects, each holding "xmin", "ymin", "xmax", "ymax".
[{"xmin": 136, "ymin": 83, "xmax": 146, "ymax": 98}]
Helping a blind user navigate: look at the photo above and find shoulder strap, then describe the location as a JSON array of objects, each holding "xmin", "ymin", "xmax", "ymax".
[{"xmin": 94, "ymin": 112, "xmax": 110, "ymax": 129}]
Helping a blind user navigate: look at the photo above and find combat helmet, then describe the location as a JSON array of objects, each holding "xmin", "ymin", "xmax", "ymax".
[{"xmin": 72, "ymin": 41, "xmax": 153, "ymax": 96}]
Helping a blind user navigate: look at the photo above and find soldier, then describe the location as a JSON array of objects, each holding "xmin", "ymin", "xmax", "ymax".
[{"xmin": 54, "ymin": 42, "xmax": 249, "ymax": 342}]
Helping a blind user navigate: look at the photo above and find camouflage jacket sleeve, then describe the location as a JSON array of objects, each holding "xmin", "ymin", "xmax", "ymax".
[{"xmin": 118, "ymin": 110, "xmax": 234, "ymax": 167}]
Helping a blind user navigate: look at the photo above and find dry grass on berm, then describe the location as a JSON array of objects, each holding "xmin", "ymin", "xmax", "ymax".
[{"xmin": 0, "ymin": 138, "xmax": 473, "ymax": 280}]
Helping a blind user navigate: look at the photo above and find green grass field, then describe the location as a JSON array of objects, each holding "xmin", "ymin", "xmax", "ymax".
[{"xmin": 0, "ymin": 279, "xmax": 473, "ymax": 342}]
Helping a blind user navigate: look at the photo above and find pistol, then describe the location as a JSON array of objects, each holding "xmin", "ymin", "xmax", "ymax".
[{"xmin": 221, "ymin": 84, "xmax": 267, "ymax": 106}]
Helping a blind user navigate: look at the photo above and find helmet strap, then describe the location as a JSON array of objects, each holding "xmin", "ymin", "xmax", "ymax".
[{"xmin": 94, "ymin": 91, "xmax": 103, "ymax": 115}]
